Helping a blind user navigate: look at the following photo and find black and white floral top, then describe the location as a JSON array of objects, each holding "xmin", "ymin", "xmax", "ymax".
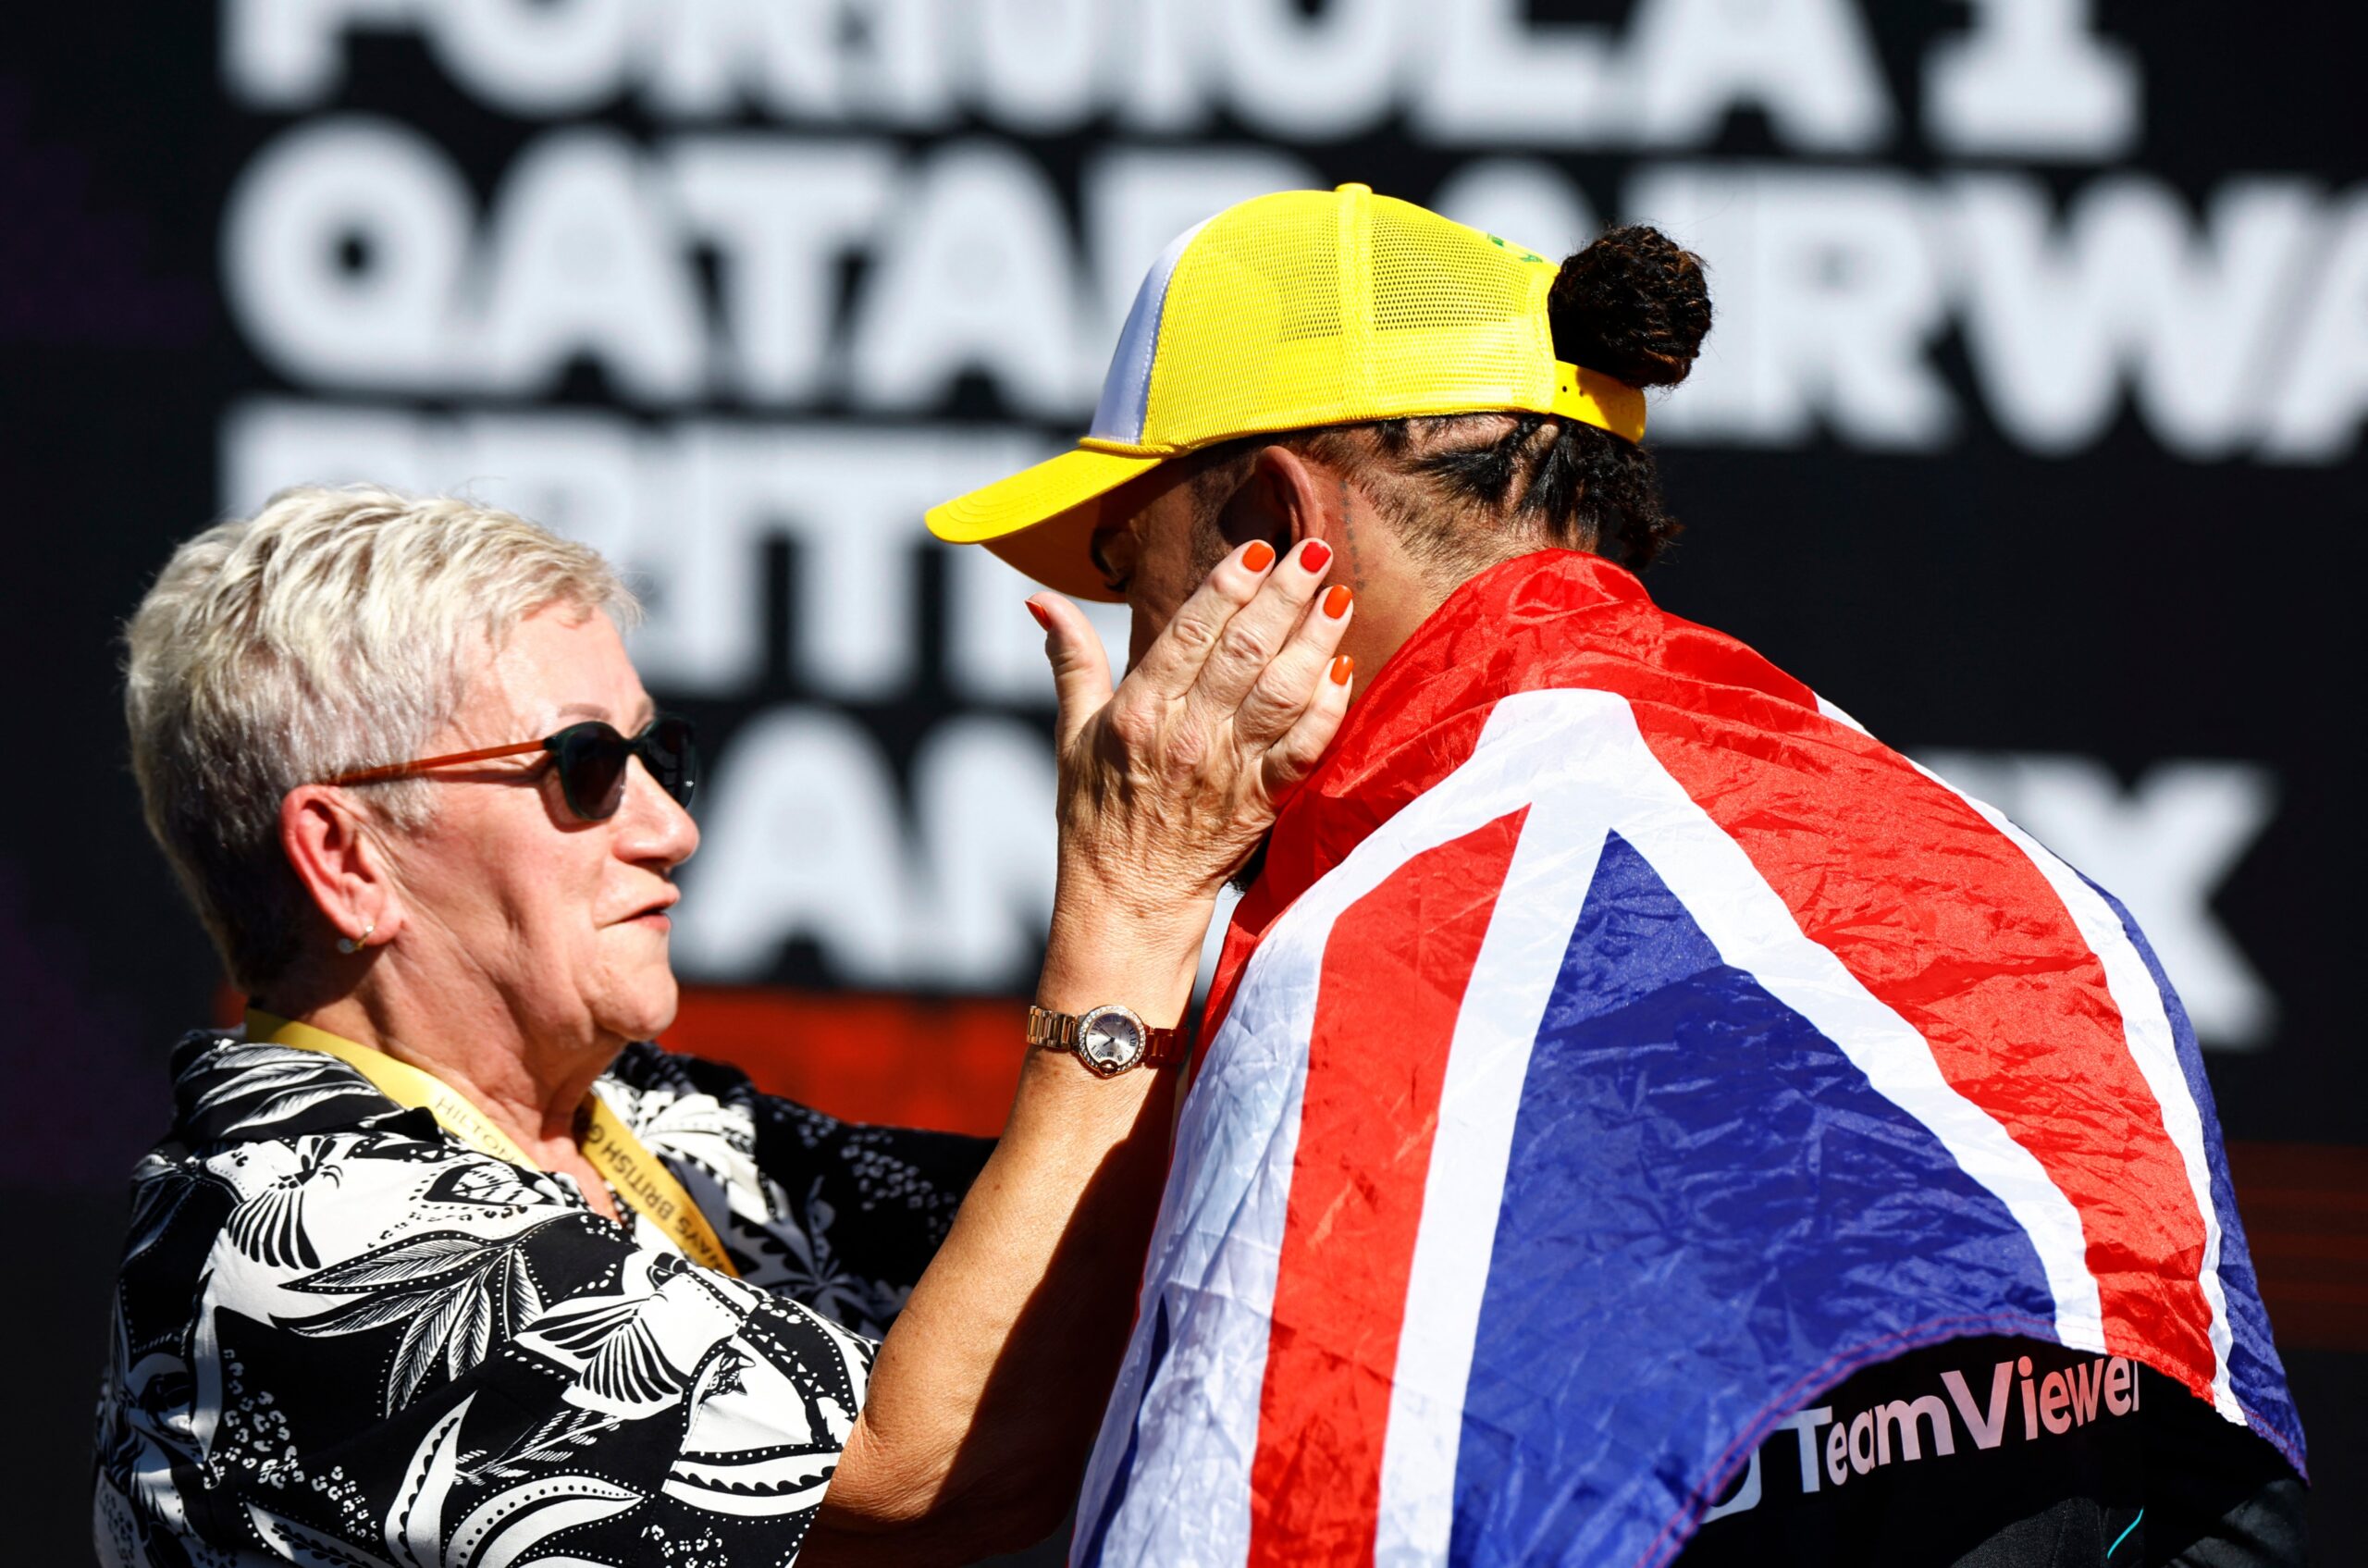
[{"xmin": 93, "ymin": 1028, "xmax": 993, "ymax": 1568}]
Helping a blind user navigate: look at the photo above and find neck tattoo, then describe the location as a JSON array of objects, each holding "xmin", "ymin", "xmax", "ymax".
[{"xmin": 1338, "ymin": 476, "xmax": 1367, "ymax": 591}]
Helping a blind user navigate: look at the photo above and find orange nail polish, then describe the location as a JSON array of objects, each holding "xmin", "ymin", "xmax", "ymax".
[
  {"xmin": 1027, "ymin": 600, "xmax": 1053, "ymax": 631},
  {"xmin": 1330, "ymin": 655, "xmax": 1354, "ymax": 686},
  {"xmin": 1301, "ymin": 539, "xmax": 1332, "ymax": 574},
  {"xmin": 1242, "ymin": 540, "xmax": 1276, "ymax": 574},
  {"xmin": 1323, "ymin": 584, "xmax": 1353, "ymax": 620}
]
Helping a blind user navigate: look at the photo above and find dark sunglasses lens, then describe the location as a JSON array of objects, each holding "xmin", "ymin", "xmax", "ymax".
[
  {"xmin": 645, "ymin": 716, "xmax": 698, "ymax": 810},
  {"xmin": 555, "ymin": 724, "xmax": 631, "ymax": 821}
]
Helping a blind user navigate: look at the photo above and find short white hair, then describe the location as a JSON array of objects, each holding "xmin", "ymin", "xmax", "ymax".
[{"xmin": 125, "ymin": 484, "xmax": 640, "ymax": 991}]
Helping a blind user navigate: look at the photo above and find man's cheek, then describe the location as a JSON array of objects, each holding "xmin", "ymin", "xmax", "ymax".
[{"xmin": 1128, "ymin": 598, "xmax": 1162, "ymax": 669}]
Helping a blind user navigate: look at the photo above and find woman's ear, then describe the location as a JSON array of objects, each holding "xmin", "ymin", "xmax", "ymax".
[
  {"xmin": 1214, "ymin": 444, "xmax": 1330, "ymax": 558},
  {"xmin": 279, "ymin": 786, "xmax": 401, "ymax": 951}
]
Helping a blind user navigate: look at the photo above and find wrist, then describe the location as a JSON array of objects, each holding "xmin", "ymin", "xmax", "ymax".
[
  {"xmin": 1049, "ymin": 863, "xmax": 1212, "ymax": 948},
  {"xmin": 1039, "ymin": 903, "xmax": 1209, "ymax": 1027}
]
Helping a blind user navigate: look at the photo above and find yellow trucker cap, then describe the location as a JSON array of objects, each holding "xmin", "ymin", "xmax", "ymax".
[{"xmin": 925, "ymin": 183, "xmax": 1646, "ymax": 602}]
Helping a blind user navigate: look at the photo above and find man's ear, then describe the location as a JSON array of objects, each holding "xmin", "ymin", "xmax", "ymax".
[
  {"xmin": 1213, "ymin": 445, "xmax": 1329, "ymax": 558},
  {"xmin": 279, "ymin": 785, "xmax": 401, "ymax": 951}
]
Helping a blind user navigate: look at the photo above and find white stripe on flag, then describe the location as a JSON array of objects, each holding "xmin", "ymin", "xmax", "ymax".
[
  {"xmin": 1375, "ymin": 703, "xmax": 1615, "ymax": 1567},
  {"xmin": 1814, "ymin": 693, "xmax": 1870, "ymax": 734},
  {"xmin": 1920, "ymin": 772, "xmax": 2241, "ymax": 1419}
]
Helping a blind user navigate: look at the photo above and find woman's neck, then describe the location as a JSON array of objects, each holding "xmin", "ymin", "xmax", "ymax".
[{"xmin": 262, "ymin": 969, "xmax": 617, "ymax": 1166}]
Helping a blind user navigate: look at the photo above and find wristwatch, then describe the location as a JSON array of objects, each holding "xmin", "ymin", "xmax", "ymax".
[{"xmin": 1027, "ymin": 1004, "xmax": 1187, "ymax": 1077}]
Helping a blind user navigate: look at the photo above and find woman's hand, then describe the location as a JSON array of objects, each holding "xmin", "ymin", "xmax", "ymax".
[
  {"xmin": 1031, "ymin": 538, "xmax": 1353, "ymax": 953},
  {"xmin": 804, "ymin": 541, "xmax": 1352, "ymax": 1565}
]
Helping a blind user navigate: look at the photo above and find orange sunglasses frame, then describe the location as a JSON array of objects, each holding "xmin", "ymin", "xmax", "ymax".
[{"xmin": 326, "ymin": 738, "xmax": 551, "ymax": 788}]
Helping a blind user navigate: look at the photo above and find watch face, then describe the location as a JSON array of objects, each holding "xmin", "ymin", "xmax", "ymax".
[{"xmin": 1078, "ymin": 1006, "xmax": 1147, "ymax": 1075}]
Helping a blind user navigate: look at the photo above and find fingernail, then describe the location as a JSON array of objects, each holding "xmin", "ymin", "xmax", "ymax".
[
  {"xmin": 1330, "ymin": 655, "xmax": 1354, "ymax": 686},
  {"xmin": 1301, "ymin": 539, "xmax": 1333, "ymax": 574},
  {"xmin": 1027, "ymin": 600, "xmax": 1053, "ymax": 631},
  {"xmin": 1242, "ymin": 540, "xmax": 1276, "ymax": 574},
  {"xmin": 1323, "ymin": 584, "xmax": 1353, "ymax": 620}
]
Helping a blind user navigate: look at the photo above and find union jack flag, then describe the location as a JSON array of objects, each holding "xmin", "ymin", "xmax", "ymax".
[{"xmin": 1072, "ymin": 550, "xmax": 2302, "ymax": 1568}]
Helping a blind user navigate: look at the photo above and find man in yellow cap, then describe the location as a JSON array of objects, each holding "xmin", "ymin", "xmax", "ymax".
[
  {"xmin": 928, "ymin": 182, "xmax": 1657, "ymax": 682},
  {"xmin": 929, "ymin": 186, "xmax": 2304, "ymax": 1567}
]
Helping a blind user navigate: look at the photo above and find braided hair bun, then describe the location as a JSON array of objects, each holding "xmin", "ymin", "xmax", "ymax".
[
  {"xmin": 1523, "ymin": 225, "xmax": 1713, "ymax": 565},
  {"xmin": 1547, "ymin": 225, "xmax": 1712, "ymax": 389}
]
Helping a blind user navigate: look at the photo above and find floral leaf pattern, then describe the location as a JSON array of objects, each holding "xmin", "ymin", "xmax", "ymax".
[
  {"xmin": 464, "ymin": 1408, "xmax": 617, "ymax": 1486},
  {"xmin": 94, "ymin": 1030, "xmax": 992, "ymax": 1567},
  {"xmin": 290, "ymin": 1229, "xmax": 503, "ymax": 1293},
  {"xmin": 283, "ymin": 1221, "xmax": 568, "ymax": 1412},
  {"xmin": 179, "ymin": 1043, "xmax": 387, "ymax": 1141}
]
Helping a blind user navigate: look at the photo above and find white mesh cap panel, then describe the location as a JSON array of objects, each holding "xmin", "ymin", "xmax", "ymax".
[{"xmin": 1088, "ymin": 218, "xmax": 1210, "ymax": 448}]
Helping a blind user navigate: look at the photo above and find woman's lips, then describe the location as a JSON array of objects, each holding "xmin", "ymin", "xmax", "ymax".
[{"xmin": 620, "ymin": 893, "xmax": 678, "ymax": 930}]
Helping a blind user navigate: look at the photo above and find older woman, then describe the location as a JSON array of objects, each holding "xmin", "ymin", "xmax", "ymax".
[{"xmin": 94, "ymin": 485, "xmax": 1353, "ymax": 1566}]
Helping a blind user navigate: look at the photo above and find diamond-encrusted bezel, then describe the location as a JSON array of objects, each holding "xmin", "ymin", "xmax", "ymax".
[{"xmin": 1075, "ymin": 1005, "xmax": 1147, "ymax": 1076}]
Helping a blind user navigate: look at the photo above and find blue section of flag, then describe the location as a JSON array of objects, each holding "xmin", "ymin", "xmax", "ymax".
[
  {"xmin": 1446, "ymin": 833, "xmax": 2059, "ymax": 1566},
  {"xmin": 2082, "ymin": 876, "xmax": 2306, "ymax": 1473}
]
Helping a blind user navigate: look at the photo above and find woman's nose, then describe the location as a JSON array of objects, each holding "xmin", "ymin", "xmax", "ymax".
[{"xmin": 618, "ymin": 758, "xmax": 700, "ymax": 866}]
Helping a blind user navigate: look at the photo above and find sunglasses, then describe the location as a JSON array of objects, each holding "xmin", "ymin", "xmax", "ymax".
[{"xmin": 325, "ymin": 714, "xmax": 698, "ymax": 822}]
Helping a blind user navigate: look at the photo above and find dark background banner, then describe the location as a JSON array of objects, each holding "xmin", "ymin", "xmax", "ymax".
[{"xmin": 4, "ymin": 1, "xmax": 2359, "ymax": 1555}]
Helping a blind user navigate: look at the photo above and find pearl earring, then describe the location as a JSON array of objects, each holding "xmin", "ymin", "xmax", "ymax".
[{"xmin": 337, "ymin": 920, "xmax": 376, "ymax": 955}]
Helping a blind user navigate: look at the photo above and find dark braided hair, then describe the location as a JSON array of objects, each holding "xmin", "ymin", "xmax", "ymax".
[
  {"xmin": 1190, "ymin": 224, "xmax": 1713, "ymax": 574},
  {"xmin": 1405, "ymin": 224, "xmax": 1710, "ymax": 569}
]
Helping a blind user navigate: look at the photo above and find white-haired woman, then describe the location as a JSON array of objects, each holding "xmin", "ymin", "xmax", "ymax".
[{"xmin": 94, "ymin": 486, "xmax": 1354, "ymax": 1566}]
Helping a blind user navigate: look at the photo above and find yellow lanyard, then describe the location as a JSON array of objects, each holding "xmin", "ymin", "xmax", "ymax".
[{"xmin": 246, "ymin": 1010, "xmax": 739, "ymax": 1278}]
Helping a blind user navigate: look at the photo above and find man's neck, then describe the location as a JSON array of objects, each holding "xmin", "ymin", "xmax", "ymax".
[
  {"xmin": 1322, "ymin": 531, "xmax": 1455, "ymax": 698},
  {"xmin": 1314, "ymin": 491, "xmax": 1566, "ymax": 698}
]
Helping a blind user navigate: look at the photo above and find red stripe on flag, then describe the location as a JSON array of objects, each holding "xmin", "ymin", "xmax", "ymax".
[
  {"xmin": 1625, "ymin": 701, "xmax": 2217, "ymax": 1387},
  {"xmin": 1245, "ymin": 810, "xmax": 1528, "ymax": 1568}
]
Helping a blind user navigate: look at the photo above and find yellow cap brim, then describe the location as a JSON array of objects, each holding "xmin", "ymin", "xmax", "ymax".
[{"xmin": 926, "ymin": 446, "xmax": 1171, "ymax": 603}]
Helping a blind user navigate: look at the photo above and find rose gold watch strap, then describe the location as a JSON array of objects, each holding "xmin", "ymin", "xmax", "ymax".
[
  {"xmin": 1025, "ymin": 1007, "xmax": 1079, "ymax": 1049},
  {"xmin": 1025, "ymin": 1006, "xmax": 1187, "ymax": 1068}
]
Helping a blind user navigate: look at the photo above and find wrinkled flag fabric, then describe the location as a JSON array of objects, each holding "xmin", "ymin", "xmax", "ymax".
[{"xmin": 1071, "ymin": 549, "xmax": 2302, "ymax": 1568}]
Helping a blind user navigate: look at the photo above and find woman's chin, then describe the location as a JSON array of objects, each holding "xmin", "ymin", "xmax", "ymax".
[{"xmin": 597, "ymin": 969, "xmax": 681, "ymax": 1044}]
